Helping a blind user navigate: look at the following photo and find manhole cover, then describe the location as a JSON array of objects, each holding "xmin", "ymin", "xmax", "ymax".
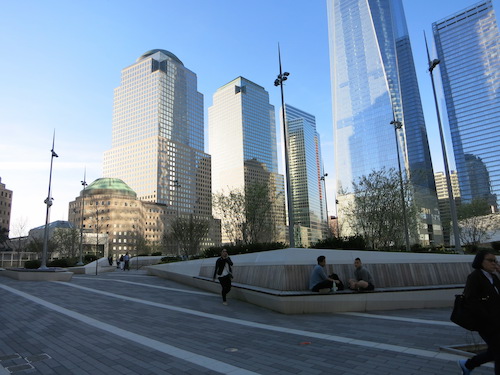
[{"xmin": 225, "ymin": 348, "xmax": 238, "ymax": 352}]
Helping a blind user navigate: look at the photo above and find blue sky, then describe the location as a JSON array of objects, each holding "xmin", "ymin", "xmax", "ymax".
[{"xmin": 0, "ymin": 0, "xmax": 497, "ymax": 235}]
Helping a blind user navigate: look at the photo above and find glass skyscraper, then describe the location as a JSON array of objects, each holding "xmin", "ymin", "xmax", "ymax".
[
  {"xmin": 103, "ymin": 49, "xmax": 212, "ymax": 218},
  {"xmin": 285, "ymin": 105, "xmax": 328, "ymax": 247},
  {"xmin": 209, "ymin": 77, "xmax": 285, "ymax": 242},
  {"xmin": 433, "ymin": 0, "xmax": 500, "ymax": 211},
  {"xmin": 327, "ymin": 0, "xmax": 442, "ymax": 245}
]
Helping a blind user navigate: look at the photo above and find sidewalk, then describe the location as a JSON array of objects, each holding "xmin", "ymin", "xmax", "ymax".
[{"xmin": 0, "ymin": 269, "xmax": 492, "ymax": 374}]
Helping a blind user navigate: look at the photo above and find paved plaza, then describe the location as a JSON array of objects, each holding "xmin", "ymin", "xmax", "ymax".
[{"xmin": 0, "ymin": 269, "xmax": 494, "ymax": 374}]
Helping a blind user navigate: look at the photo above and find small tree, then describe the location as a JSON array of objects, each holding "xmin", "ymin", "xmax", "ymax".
[
  {"xmin": 213, "ymin": 189, "xmax": 246, "ymax": 244},
  {"xmin": 166, "ymin": 215, "xmax": 210, "ymax": 257},
  {"xmin": 457, "ymin": 199, "xmax": 497, "ymax": 247},
  {"xmin": 0, "ymin": 227, "xmax": 9, "ymax": 249},
  {"xmin": 135, "ymin": 234, "xmax": 151, "ymax": 255},
  {"xmin": 342, "ymin": 168, "xmax": 418, "ymax": 250},
  {"xmin": 52, "ymin": 228, "xmax": 80, "ymax": 258},
  {"xmin": 213, "ymin": 182, "xmax": 280, "ymax": 245}
]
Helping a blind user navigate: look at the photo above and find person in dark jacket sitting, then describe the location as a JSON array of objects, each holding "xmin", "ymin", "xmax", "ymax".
[
  {"xmin": 458, "ymin": 250, "xmax": 500, "ymax": 375},
  {"xmin": 213, "ymin": 249, "xmax": 233, "ymax": 305}
]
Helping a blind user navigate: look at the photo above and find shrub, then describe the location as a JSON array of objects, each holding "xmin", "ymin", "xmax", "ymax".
[
  {"xmin": 24, "ymin": 260, "xmax": 41, "ymax": 269},
  {"xmin": 160, "ymin": 256, "xmax": 182, "ymax": 263},
  {"xmin": 84, "ymin": 254, "xmax": 97, "ymax": 263},
  {"xmin": 48, "ymin": 259, "xmax": 72, "ymax": 268},
  {"xmin": 491, "ymin": 242, "xmax": 500, "ymax": 252},
  {"xmin": 151, "ymin": 252, "xmax": 163, "ymax": 256}
]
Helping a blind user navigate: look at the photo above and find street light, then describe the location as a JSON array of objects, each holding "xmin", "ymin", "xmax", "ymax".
[
  {"xmin": 274, "ymin": 45, "xmax": 295, "ymax": 248},
  {"xmin": 390, "ymin": 120, "xmax": 411, "ymax": 252},
  {"xmin": 76, "ymin": 172, "xmax": 87, "ymax": 266},
  {"xmin": 173, "ymin": 179, "xmax": 181, "ymax": 256},
  {"xmin": 320, "ymin": 173, "xmax": 329, "ymax": 236},
  {"xmin": 40, "ymin": 132, "xmax": 58, "ymax": 270},
  {"xmin": 425, "ymin": 33, "xmax": 462, "ymax": 253}
]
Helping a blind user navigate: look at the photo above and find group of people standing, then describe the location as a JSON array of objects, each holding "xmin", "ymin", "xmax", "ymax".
[{"xmin": 115, "ymin": 252, "xmax": 130, "ymax": 271}]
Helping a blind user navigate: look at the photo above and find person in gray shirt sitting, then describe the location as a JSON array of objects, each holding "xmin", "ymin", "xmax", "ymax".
[
  {"xmin": 348, "ymin": 257, "xmax": 375, "ymax": 291},
  {"xmin": 310, "ymin": 255, "xmax": 343, "ymax": 292}
]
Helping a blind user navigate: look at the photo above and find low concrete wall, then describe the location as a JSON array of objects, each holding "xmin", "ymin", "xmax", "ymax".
[
  {"xmin": 199, "ymin": 262, "xmax": 472, "ymax": 291},
  {"xmin": 1, "ymin": 269, "xmax": 73, "ymax": 281},
  {"xmin": 146, "ymin": 249, "xmax": 474, "ymax": 314}
]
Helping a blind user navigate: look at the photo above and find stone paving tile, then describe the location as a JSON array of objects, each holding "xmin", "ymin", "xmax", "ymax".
[{"xmin": 0, "ymin": 270, "xmax": 495, "ymax": 374}]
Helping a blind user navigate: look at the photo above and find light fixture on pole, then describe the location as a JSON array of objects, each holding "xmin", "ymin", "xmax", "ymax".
[
  {"xmin": 173, "ymin": 179, "xmax": 181, "ymax": 256},
  {"xmin": 320, "ymin": 173, "xmax": 329, "ymax": 234},
  {"xmin": 274, "ymin": 44, "xmax": 295, "ymax": 248},
  {"xmin": 77, "ymin": 171, "xmax": 87, "ymax": 266},
  {"xmin": 390, "ymin": 120, "xmax": 411, "ymax": 252},
  {"xmin": 424, "ymin": 32, "xmax": 461, "ymax": 253},
  {"xmin": 40, "ymin": 132, "xmax": 58, "ymax": 270}
]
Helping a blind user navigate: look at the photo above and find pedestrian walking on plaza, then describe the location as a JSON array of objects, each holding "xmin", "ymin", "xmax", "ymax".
[
  {"xmin": 458, "ymin": 250, "xmax": 500, "ymax": 375},
  {"xmin": 213, "ymin": 249, "xmax": 233, "ymax": 305},
  {"xmin": 107, "ymin": 255, "xmax": 113, "ymax": 266},
  {"xmin": 123, "ymin": 252, "xmax": 130, "ymax": 271}
]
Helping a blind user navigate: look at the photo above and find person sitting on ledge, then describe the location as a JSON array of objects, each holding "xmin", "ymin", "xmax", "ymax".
[
  {"xmin": 348, "ymin": 257, "xmax": 375, "ymax": 291},
  {"xmin": 310, "ymin": 255, "xmax": 343, "ymax": 292}
]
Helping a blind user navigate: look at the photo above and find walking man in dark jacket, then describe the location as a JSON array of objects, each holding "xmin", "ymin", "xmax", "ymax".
[{"xmin": 213, "ymin": 249, "xmax": 233, "ymax": 305}]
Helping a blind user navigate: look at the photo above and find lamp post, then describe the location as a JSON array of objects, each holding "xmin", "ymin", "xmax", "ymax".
[
  {"xmin": 425, "ymin": 34, "xmax": 462, "ymax": 253},
  {"xmin": 274, "ymin": 45, "xmax": 295, "ymax": 248},
  {"xmin": 77, "ymin": 173, "xmax": 87, "ymax": 266},
  {"xmin": 95, "ymin": 203, "xmax": 100, "ymax": 275},
  {"xmin": 320, "ymin": 173, "xmax": 329, "ymax": 235},
  {"xmin": 40, "ymin": 133, "xmax": 58, "ymax": 270},
  {"xmin": 173, "ymin": 179, "xmax": 181, "ymax": 256},
  {"xmin": 390, "ymin": 120, "xmax": 411, "ymax": 252}
]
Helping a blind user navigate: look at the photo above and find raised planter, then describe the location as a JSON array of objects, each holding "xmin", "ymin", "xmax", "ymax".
[{"xmin": 1, "ymin": 268, "xmax": 73, "ymax": 281}]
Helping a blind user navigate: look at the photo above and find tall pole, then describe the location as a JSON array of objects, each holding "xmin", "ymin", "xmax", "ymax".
[
  {"xmin": 274, "ymin": 44, "xmax": 295, "ymax": 248},
  {"xmin": 390, "ymin": 120, "xmax": 411, "ymax": 252},
  {"xmin": 77, "ymin": 170, "xmax": 87, "ymax": 266},
  {"xmin": 173, "ymin": 180, "xmax": 181, "ymax": 256},
  {"xmin": 40, "ymin": 132, "xmax": 58, "ymax": 270},
  {"xmin": 424, "ymin": 32, "xmax": 462, "ymax": 253},
  {"xmin": 320, "ymin": 173, "xmax": 329, "ymax": 235}
]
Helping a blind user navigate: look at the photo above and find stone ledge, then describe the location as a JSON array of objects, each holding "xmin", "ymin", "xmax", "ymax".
[
  {"xmin": 1, "ymin": 269, "xmax": 73, "ymax": 281},
  {"xmin": 147, "ymin": 267, "xmax": 462, "ymax": 314}
]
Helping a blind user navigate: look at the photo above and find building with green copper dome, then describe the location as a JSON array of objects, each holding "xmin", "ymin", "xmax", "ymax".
[{"xmin": 68, "ymin": 177, "xmax": 220, "ymax": 259}]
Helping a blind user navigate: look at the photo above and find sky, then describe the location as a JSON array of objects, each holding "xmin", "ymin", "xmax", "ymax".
[{"xmin": 1, "ymin": 0, "xmax": 498, "ymax": 236}]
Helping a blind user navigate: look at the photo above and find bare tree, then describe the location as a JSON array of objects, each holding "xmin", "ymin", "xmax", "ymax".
[
  {"xmin": 457, "ymin": 199, "xmax": 498, "ymax": 247},
  {"xmin": 166, "ymin": 215, "xmax": 210, "ymax": 257},
  {"xmin": 12, "ymin": 217, "xmax": 28, "ymax": 252},
  {"xmin": 213, "ymin": 182, "xmax": 280, "ymax": 245},
  {"xmin": 341, "ymin": 168, "xmax": 418, "ymax": 250},
  {"xmin": 52, "ymin": 228, "xmax": 80, "ymax": 258},
  {"xmin": 243, "ymin": 182, "xmax": 278, "ymax": 244},
  {"xmin": 213, "ymin": 189, "xmax": 246, "ymax": 244}
]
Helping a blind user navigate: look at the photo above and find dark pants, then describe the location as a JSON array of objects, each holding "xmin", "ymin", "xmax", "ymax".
[
  {"xmin": 218, "ymin": 275, "xmax": 232, "ymax": 302},
  {"xmin": 312, "ymin": 279, "xmax": 333, "ymax": 292},
  {"xmin": 124, "ymin": 260, "xmax": 130, "ymax": 271},
  {"xmin": 467, "ymin": 330, "xmax": 500, "ymax": 374}
]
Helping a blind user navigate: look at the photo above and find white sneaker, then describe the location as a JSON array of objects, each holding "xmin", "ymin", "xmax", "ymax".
[{"xmin": 222, "ymin": 301, "xmax": 228, "ymax": 305}]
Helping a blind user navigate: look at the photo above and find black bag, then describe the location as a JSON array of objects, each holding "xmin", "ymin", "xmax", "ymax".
[{"xmin": 450, "ymin": 294, "xmax": 478, "ymax": 331}]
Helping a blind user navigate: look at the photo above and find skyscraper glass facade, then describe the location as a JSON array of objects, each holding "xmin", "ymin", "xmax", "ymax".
[
  {"xmin": 327, "ymin": 0, "xmax": 442, "ymax": 245},
  {"xmin": 103, "ymin": 49, "xmax": 212, "ymax": 217},
  {"xmin": 285, "ymin": 105, "xmax": 328, "ymax": 246},
  {"xmin": 433, "ymin": 0, "xmax": 500, "ymax": 211},
  {"xmin": 209, "ymin": 77, "xmax": 285, "ymax": 242}
]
